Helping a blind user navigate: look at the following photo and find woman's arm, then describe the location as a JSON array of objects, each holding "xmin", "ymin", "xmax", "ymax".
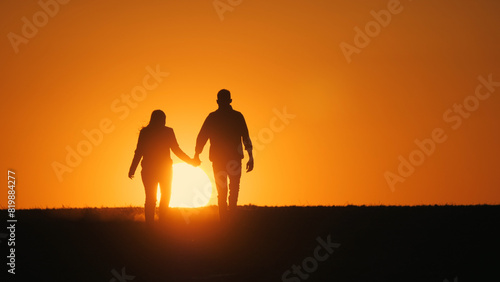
[
  {"xmin": 172, "ymin": 145, "xmax": 193, "ymax": 164},
  {"xmin": 128, "ymin": 131, "xmax": 144, "ymax": 179},
  {"xmin": 170, "ymin": 129, "xmax": 198, "ymax": 166}
]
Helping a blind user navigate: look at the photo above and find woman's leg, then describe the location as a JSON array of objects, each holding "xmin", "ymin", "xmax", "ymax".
[
  {"xmin": 141, "ymin": 170, "xmax": 158, "ymax": 226},
  {"xmin": 158, "ymin": 167, "xmax": 173, "ymax": 223}
]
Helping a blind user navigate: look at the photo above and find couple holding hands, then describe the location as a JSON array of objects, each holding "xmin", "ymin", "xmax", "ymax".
[{"xmin": 128, "ymin": 89, "xmax": 254, "ymax": 225}]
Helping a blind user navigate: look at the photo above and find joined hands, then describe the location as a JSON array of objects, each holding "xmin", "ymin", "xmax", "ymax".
[{"xmin": 189, "ymin": 154, "xmax": 201, "ymax": 167}]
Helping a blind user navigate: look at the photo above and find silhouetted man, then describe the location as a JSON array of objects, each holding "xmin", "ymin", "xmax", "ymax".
[{"xmin": 194, "ymin": 89, "xmax": 254, "ymax": 222}]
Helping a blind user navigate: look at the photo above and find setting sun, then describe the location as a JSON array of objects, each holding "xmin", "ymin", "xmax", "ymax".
[{"xmin": 159, "ymin": 163, "xmax": 213, "ymax": 208}]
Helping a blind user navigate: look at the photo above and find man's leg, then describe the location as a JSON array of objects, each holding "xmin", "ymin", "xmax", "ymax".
[
  {"xmin": 213, "ymin": 162, "xmax": 228, "ymax": 222},
  {"xmin": 158, "ymin": 167, "xmax": 173, "ymax": 224},
  {"xmin": 141, "ymin": 170, "xmax": 158, "ymax": 226},
  {"xmin": 227, "ymin": 160, "xmax": 242, "ymax": 213}
]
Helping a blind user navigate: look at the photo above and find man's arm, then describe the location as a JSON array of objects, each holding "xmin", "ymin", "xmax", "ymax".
[
  {"xmin": 194, "ymin": 115, "xmax": 211, "ymax": 161},
  {"xmin": 241, "ymin": 114, "xmax": 254, "ymax": 172},
  {"xmin": 246, "ymin": 148, "xmax": 254, "ymax": 172}
]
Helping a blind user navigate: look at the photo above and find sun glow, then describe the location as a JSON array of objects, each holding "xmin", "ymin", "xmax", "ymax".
[{"xmin": 157, "ymin": 163, "xmax": 212, "ymax": 208}]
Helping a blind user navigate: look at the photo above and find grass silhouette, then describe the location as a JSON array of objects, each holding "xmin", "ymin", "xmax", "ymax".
[{"xmin": 2, "ymin": 205, "xmax": 498, "ymax": 281}]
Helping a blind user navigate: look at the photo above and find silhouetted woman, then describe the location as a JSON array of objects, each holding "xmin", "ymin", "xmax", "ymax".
[{"xmin": 128, "ymin": 110, "xmax": 196, "ymax": 226}]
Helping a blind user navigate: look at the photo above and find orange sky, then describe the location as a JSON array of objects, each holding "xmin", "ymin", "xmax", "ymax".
[{"xmin": 1, "ymin": 0, "xmax": 500, "ymax": 209}]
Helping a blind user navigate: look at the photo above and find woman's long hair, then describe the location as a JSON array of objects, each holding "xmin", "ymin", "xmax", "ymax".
[{"xmin": 146, "ymin": 110, "xmax": 166, "ymax": 128}]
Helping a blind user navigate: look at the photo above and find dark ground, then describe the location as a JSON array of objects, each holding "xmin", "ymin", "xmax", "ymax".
[{"xmin": 1, "ymin": 205, "xmax": 499, "ymax": 281}]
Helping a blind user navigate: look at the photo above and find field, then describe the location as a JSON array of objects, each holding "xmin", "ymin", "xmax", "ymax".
[{"xmin": 1, "ymin": 205, "xmax": 499, "ymax": 281}]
